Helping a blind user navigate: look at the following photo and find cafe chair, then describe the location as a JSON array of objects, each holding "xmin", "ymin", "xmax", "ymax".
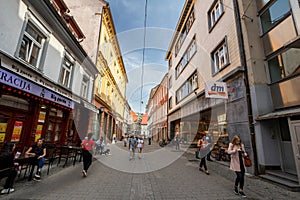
[
  {"xmin": 44, "ymin": 146, "xmax": 57, "ymax": 175},
  {"xmin": 56, "ymin": 145, "xmax": 76, "ymax": 167},
  {"xmin": 18, "ymin": 146, "xmax": 31, "ymax": 179}
]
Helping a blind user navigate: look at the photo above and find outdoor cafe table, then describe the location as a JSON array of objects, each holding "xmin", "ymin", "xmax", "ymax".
[
  {"xmin": 57, "ymin": 146, "xmax": 82, "ymax": 167},
  {"xmin": 15, "ymin": 154, "xmax": 36, "ymax": 181}
]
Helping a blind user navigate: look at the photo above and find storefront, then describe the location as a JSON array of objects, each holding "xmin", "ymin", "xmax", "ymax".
[{"xmin": 0, "ymin": 61, "xmax": 75, "ymax": 151}]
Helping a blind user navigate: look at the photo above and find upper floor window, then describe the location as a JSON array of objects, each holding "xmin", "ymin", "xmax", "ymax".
[
  {"xmin": 81, "ymin": 76, "xmax": 89, "ymax": 99},
  {"xmin": 208, "ymin": 0, "xmax": 224, "ymax": 30},
  {"xmin": 260, "ymin": 0, "xmax": 290, "ymax": 34},
  {"xmin": 176, "ymin": 37, "xmax": 197, "ymax": 78},
  {"xmin": 59, "ymin": 55, "xmax": 73, "ymax": 88},
  {"xmin": 175, "ymin": 72, "xmax": 198, "ymax": 103},
  {"xmin": 18, "ymin": 21, "xmax": 46, "ymax": 67},
  {"xmin": 97, "ymin": 75, "xmax": 103, "ymax": 94},
  {"xmin": 168, "ymin": 97, "xmax": 173, "ymax": 110},
  {"xmin": 268, "ymin": 46, "xmax": 300, "ymax": 83},
  {"xmin": 168, "ymin": 56, "xmax": 172, "ymax": 69},
  {"xmin": 211, "ymin": 38, "xmax": 229, "ymax": 75},
  {"xmin": 175, "ymin": 7, "xmax": 195, "ymax": 56},
  {"xmin": 168, "ymin": 76, "xmax": 172, "ymax": 88}
]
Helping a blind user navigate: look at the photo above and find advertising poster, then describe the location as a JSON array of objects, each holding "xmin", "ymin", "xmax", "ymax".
[
  {"xmin": 11, "ymin": 121, "xmax": 23, "ymax": 142},
  {"xmin": 38, "ymin": 111, "xmax": 46, "ymax": 123},
  {"xmin": 0, "ymin": 133, "xmax": 5, "ymax": 143},
  {"xmin": 35, "ymin": 125, "xmax": 43, "ymax": 142}
]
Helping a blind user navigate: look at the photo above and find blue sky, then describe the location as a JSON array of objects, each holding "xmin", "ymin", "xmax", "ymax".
[{"xmin": 106, "ymin": 0, "xmax": 185, "ymax": 113}]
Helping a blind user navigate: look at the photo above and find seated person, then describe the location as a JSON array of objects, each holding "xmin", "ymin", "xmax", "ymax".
[
  {"xmin": 0, "ymin": 142, "xmax": 18, "ymax": 194},
  {"xmin": 25, "ymin": 139, "xmax": 46, "ymax": 181}
]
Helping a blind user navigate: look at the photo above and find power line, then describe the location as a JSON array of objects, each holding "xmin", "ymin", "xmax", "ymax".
[{"xmin": 140, "ymin": 0, "xmax": 148, "ymax": 113}]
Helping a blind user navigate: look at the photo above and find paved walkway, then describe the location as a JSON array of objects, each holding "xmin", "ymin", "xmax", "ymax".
[{"xmin": 1, "ymin": 142, "xmax": 299, "ymax": 200}]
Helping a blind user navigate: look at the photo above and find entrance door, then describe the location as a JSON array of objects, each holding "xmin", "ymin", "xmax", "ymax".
[
  {"xmin": 289, "ymin": 120, "xmax": 300, "ymax": 182},
  {"xmin": 279, "ymin": 118, "xmax": 297, "ymax": 175}
]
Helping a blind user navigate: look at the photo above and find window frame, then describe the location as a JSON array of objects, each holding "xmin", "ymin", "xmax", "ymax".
[
  {"xmin": 16, "ymin": 18, "xmax": 48, "ymax": 69},
  {"xmin": 175, "ymin": 6, "xmax": 195, "ymax": 57},
  {"xmin": 175, "ymin": 71, "xmax": 198, "ymax": 104},
  {"xmin": 81, "ymin": 76, "xmax": 89, "ymax": 99},
  {"xmin": 58, "ymin": 53, "xmax": 74, "ymax": 88},
  {"xmin": 208, "ymin": 0, "xmax": 224, "ymax": 32},
  {"xmin": 175, "ymin": 36, "xmax": 197, "ymax": 79},
  {"xmin": 259, "ymin": 0, "xmax": 291, "ymax": 35},
  {"xmin": 211, "ymin": 37, "xmax": 230, "ymax": 75}
]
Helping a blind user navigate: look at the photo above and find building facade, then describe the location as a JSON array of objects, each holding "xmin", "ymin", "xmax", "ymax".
[
  {"xmin": 237, "ymin": 0, "xmax": 300, "ymax": 187},
  {"xmin": 147, "ymin": 74, "xmax": 168, "ymax": 142},
  {"xmin": 95, "ymin": 5, "xmax": 128, "ymax": 142},
  {"xmin": 0, "ymin": 0, "xmax": 98, "ymax": 150},
  {"xmin": 166, "ymin": 0, "xmax": 254, "ymax": 172}
]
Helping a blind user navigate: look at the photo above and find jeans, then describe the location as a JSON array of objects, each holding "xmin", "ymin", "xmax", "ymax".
[
  {"xmin": 199, "ymin": 157, "xmax": 207, "ymax": 170},
  {"xmin": 38, "ymin": 157, "xmax": 45, "ymax": 169},
  {"xmin": 235, "ymin": 171, "xmax": 245, "ymax": 190}
]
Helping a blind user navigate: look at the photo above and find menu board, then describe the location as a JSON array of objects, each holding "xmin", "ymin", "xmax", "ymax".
[{"xmin": 11, "ymin": 121, "xmax": 23, "ymax": 142}]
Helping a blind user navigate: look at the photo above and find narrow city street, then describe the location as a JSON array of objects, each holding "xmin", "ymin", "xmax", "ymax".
[{"xmin": 2, "ymin": 143, "xmax": 299, "ymax": 200}]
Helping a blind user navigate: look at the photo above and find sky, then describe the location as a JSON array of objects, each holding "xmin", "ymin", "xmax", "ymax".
[{"xmin": 106, "ymin": 0, "xmax": 185, "ymax": 113}]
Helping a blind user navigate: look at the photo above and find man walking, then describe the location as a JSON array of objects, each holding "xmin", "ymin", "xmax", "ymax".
[{"xmin": 128, "ymin": 134, "xmax": 137, "ymax": 160}]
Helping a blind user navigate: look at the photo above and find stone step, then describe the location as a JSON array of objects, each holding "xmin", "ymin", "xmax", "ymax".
[
  {"xmin": 266, "ymin": 170, "xmax": 298, "ymax": 183},
  {"xmin": 259, "ymin": 174, "xmax": 300, "ymax": 192}
]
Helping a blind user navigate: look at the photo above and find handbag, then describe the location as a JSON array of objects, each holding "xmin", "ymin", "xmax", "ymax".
[{"xmin": 244, "ymin": 155, "xmax": 252, "ymax": 167}]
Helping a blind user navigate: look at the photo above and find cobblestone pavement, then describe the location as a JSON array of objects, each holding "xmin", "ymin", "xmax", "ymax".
[{"xmin": 1, "ymin": 142, "xmax": 300, "ymax": 200}]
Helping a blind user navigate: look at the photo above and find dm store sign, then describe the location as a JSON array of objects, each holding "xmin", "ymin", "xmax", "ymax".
[{"xmin": 205, "ymin": 82, "xmax": 228, "ymax": 99}]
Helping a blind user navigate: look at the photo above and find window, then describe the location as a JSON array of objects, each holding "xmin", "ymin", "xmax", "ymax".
[
  {"xmin": 260, "ymin": 0, "xmax": 290, "ymax": 34},
  {"xmin": 168, "ymin": 57, "xmax": 172, "ymax": 69},
  {"xmin": 97, "ymin": 75, "xmax": 103, "ymax": 94},
  {"xmin": 59, "ymin": 55, "xmax": 73, "ymax": 88},
  {"xmin": 18, "ymin": 21, "xmax": 46, "ymax": 67},
  {"xmin": 169, "ymin": 76, "xmax": 172, "ymax": 88},
  {"xmin": 268, "ymin": 46, "xmax": 300, "ymax": 83},
  {"xmin": 81, "ymin": 76, "xmax": 89, "ymax": 99},
  {"xmin": 176, "ymin": 37, "xmax": 197, "ymax": 78},
  {"xmin": 175, "ymin": 72, "xmax": 197, "ymax": 103},
  {"xmin": 208, "ymin": 0, "xmax": 224, "ymax": 30},
  {"xmin": 175, "ymin": 7, "xmax": 195, "ymax": 56},
  {"xmin": 211, "ymin": 38, "xmax": 229, "ymax": 74}
]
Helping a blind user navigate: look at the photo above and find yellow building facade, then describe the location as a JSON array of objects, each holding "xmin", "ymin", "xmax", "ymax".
[{"xmin": 94, "ymin": 5, "xmax": 127, "ymax": 141}]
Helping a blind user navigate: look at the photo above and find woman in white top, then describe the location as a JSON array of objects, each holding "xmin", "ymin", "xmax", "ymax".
[{"xmin": 137, "ymin": 136, "xmax": 144, "ymax": 159}]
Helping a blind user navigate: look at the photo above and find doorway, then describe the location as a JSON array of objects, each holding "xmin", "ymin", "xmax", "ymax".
[{"xmin": 289, "ymin": 119, "xmax": 300, "ymax": 182}]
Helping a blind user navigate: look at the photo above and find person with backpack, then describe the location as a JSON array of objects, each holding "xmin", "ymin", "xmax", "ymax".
[
  {"xmin": 81, "ymin": 133, "xmax": 95, "ymax": 177},
  {"xmin": 128, "ymin": 134, "xmax": 137, "ymax": 160}
]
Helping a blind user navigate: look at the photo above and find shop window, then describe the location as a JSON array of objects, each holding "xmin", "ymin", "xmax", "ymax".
[
  {"xmin": 268, "ymin": 47, "xmax": 300, "ymax": 83},
  {"xmin": 18, "ymin": 21, "xmax": 47, "ymax": 67},
  {"xmin": 260, "ymin": 0, "xmax": 290, "ymax": 34},
  {"xmin": 59, "ymin": 55, "xmax": 73, "ymax": 88},
  {"xmin": 208, "ymin": 0, "xmax": 224, "ymax": 31},
  {"xmin": 211, "ymin": 38, "xmax": 229, "ymax": 75}
]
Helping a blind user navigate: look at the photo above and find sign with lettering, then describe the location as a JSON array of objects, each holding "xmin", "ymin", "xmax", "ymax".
[
  {"xmin": 205, "ymin": 82, "xmax": 228, "ymax": 99},
  {"xmin": 0, "ymin": 67, "xmax": 74, "ymax": 109}
]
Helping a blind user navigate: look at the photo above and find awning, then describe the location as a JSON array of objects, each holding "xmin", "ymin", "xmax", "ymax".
[{"xmin": 256, "ymin": 107, "xmax": 300, "ymax": 120}]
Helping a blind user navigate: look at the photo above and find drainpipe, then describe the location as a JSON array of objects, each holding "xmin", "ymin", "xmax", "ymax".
[{"xmin": 233, "ymin": 0, "xmax": 259, "ymax": 176}]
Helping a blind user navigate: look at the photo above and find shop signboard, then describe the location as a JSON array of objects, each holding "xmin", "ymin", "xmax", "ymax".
[
  {"xmin": 0, "ymin": 67, "xmax": 74, "ymax": 109},
  {"xmin": 205, "ymin": 82, "xmax": 228, "ymax": 99}
]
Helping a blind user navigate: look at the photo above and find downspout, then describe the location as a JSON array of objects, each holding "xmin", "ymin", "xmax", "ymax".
[{"xmin": 233, "ymin": 0, "xmax": 259, "ymax": 176}]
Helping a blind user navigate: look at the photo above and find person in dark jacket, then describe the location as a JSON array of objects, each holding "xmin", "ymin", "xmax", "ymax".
[
  {"xmin": 0, "ymin": 142, "xmax": 17, "ymax": 194},
  {"xmin": 25, "ymin": 138, "xmax": 46, "ymax": 181}
]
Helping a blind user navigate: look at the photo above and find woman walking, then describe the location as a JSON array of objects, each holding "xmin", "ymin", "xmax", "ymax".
[
  {"xmin": 227, "ymin": 135, "xmax": 247, "ymax": 198},
  {"xmin": 197, "ymin": 135, "xmax": 209, "ymax": 175},
  {"xmin": 81, "ymin": 133, "xmax": 95, "ymax": 177}
]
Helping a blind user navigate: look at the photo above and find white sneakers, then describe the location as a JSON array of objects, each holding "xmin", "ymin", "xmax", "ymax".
[
  {"xmin": 1, "ymin": 188, "xmax": 14, "ymax": 194},
  {"xmin": 82, "ymin": 170, "xmax": 87, "ymax": 177}
]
